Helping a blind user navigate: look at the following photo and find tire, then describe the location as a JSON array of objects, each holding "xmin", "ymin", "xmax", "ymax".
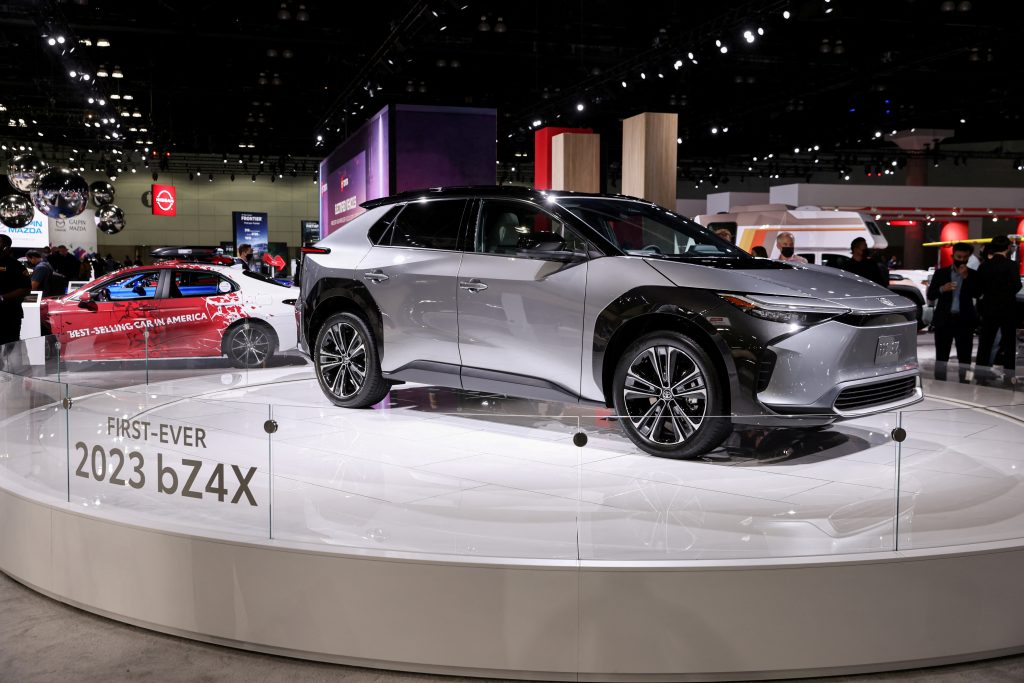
[
  {"xmin": 612, "ymin": 332, "xmax": 732, "ymax": 459},
  {"xmin": 313, "ymin": 311, "xmax": 390, "ymax": 408},
  {"xmin": 224, "ymin": 322, "xmax": 277, "ymax": 368}
]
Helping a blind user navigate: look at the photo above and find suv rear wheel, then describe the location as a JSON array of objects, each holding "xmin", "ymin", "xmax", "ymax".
[
  {"xmin": 314, "ymin": 312, "xmax": 391, "ymax": 408},
  {"xmin": 612, "ymin": 332, "xmax": 732, "ymax": 459}
]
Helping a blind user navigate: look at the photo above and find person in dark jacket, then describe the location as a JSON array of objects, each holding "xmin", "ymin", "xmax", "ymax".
[
  {"xmin": 974, "ymin": 235, "xmax": 1022, "ymax": 376},
  {"xmin": 927, "ymin": 242, "xmax": 979, "ymax": 380},
  {"xmin": 840, "ymin": 237, "xmax": 888, "ymax": 287}
]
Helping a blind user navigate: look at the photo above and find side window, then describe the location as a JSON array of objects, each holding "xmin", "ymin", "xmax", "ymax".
[
  {"xmin": 476, "ymin": 200, "xmax": 587, "ymax": 255},
  {"xmin": 170, "ymin": 270, "xmax": 237, "ymax": 298},
  {"xmin": 366, "ymin": 204, "xmax": 404, "ymax": 246},
  {"xmin": 91, "ymin": 271, "xmax": 159, "ymax": 302},
  {"xmin": 387, "ymin": 199, "xmax": 467, "ymax": 250}
]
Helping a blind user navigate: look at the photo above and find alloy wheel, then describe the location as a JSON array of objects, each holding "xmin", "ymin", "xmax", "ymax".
[
  {"xmin": 621, "ymin": 345, "xmax": 708, "ymax": 446},
  {"xmin": 230, "ymin": 325, "xmax": 271, "ymax": 367},
  {"xmin": 318, "ymin": 321, "xmax": 367, "ymax": 399}
]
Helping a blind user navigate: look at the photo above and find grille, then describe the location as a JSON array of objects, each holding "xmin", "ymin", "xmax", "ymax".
[{"xmin": 834, "ymin": 376, "xmax": 918, "ymax": 412}]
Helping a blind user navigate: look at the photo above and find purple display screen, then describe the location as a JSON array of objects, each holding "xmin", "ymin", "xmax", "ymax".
[
  {"xmin": 393, "ymin": 105, "xmax": 496, "ymax": 193},
  {"xmin": 320, "ymin": 107, "xmax": 389, "ymax": 236}
]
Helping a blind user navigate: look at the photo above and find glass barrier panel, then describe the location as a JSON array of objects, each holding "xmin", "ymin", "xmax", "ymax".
[
  {"xmin": 65, "ymin": 382, "xmax": 271, "ymax": 541},
  {"xmin": 0, "ymin": 339, "xmax": 69, "ymax": 503},
  {"xmin": 895, "ymin": 401, "xmax": 1024, "ymax": 550},
  {"xmin": 576, "ymin": 410, "xmax": 903, "ymax": 560},
  {"xmin": 53, "ymin": 329, "xmax": 152, "ymax": 391},
  {"xmin": 269, "ymin": 384, "xmax": 584, "ymax": 559}
]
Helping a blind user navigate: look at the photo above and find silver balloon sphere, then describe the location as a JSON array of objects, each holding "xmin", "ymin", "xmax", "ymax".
[
  {"xmin": 0, "ymin": 193, "xmax": 35, "ymax": 228},
  {"xmin": 96, "ymin": 204, "xmax": 126, "ymax": 235},
  {"xmin": 7, "ymin": 154, "xmax": 48, "ymax": 193},
  {"xmin": 30, "ymin": 168, "xmax": 90, "ymax": 219},
  {"xmin": 89, "ymin": 180, "xmax": 116, "ymax": 207}
]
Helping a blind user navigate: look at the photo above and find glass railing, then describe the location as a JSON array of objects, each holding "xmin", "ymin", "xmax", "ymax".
[{"xmin": 1, "ymin": 333, "xmax": 1022, "ymax": 561}]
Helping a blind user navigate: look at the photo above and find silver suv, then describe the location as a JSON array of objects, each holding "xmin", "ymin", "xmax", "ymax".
[{"xmin": 298, "ymin": 187, "xmax": 922, "ymax": 459}]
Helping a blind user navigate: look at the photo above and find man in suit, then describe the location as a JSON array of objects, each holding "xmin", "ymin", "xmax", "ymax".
[
  {"xmin": 927, "ymin": 242, "xmax": 979, "ymax": 381},
  {"xmin": 975, "ymin": 235, "xmax": 1022, "ymax": 378}
]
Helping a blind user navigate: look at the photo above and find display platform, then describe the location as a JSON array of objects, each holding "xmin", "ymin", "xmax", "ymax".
[{"xmin": 2, "ymin": 343, "xmax": 1024, "ymax": 680}]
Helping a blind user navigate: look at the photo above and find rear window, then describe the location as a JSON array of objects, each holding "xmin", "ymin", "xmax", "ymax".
[{"xmin": 242, "ymin": 270, "xmax": 291, "ymax": 288}]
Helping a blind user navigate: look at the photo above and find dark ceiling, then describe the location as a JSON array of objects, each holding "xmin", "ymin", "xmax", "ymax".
[{"xmin": 1, "ymin": 0, "xmax": 1023, "ymax": 181}]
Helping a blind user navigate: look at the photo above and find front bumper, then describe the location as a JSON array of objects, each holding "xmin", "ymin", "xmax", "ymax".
[{"xmin": 742, "ymin": 317, "xmax": 922, "ymax": 422}]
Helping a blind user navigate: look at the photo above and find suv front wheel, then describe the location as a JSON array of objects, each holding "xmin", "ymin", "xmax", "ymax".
[
  {"xmin": 314, "ymin": 312, "xmax": 391, "ymax": 408},
  {"xmin": 612, "ymin": 332, "xmax": 732, "ymax": 459}
]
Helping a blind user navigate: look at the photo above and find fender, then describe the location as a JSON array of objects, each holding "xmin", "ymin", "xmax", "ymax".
[
  {"xmin": 302, "ymin": 277, "xmax": 384, "ymax": 355},
  {"xmin": 592, "ymin": 286, "xmax": 772, "ymax": 417}
]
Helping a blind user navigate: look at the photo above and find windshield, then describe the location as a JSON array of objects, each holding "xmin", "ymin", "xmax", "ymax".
[{"xmin": 557, "ymin": 197, "xmax": 749, "ymax": 259}]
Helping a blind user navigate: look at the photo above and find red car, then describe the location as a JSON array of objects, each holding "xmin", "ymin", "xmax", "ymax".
[{"xmin": 43, "ymin": 262, "xmax": 298, "ymax": 366}]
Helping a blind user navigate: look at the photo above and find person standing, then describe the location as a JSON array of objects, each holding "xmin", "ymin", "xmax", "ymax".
[
  {"xmin": 840, "ymin": 237, "xmax": 887, "ymax": 286},
  {"xmin": 237, "ymin": 243, "xmax": 253, "ymax": 271},
  {"xmin": 25, "ymin": 250, "xmax": 53, "ymax": 294},
  {"xmin": 927, "ymin": 243, "xmax": 978, "ymax": 380},
  {"xmin": 775, "ymin": 232, "xmax": 808, "ymax": 264},
  {"xmin": 0, "ymin": 234, "xmax": 32, "ymax": 346},
  {"xmin": 974, "ymin": 235, "xmax": 1022, "ymax": 377}
]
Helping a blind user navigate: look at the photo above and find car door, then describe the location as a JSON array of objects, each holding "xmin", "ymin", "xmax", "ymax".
[
  {"xmin": 146, "ymin": 268, "xmax": 241, "ymax": 358},
  {"xmin": 354, "ymin": 198, "xmax": 468, "ymax": 376},
  {"xmin": 55, "ymin": 269, "xmax": 162, "ymax": 360},
  {"xmin": 456, "ymin": 198, "xmax": 590, "ymax": 400}
]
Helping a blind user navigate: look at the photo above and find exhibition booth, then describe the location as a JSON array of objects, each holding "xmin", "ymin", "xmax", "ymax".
[{"xmin": 2, "ymin": 330, "xmax": 1024, "ymax": 680}]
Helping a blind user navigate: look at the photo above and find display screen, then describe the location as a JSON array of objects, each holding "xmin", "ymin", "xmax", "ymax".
[
  {"xmin": 393, "ymin": 105, "xmax": 496, "ymax": 192},
  {"xmin": 319, "ymin": 106, "xmax": 390, "ymax": 236},
  {"xmin": 300, "ymin": 219, "xmax": 320, "ymax": 244},
  {"xmin": 232, "ymin": 211, "xmax": 269, "ymax": 256}
]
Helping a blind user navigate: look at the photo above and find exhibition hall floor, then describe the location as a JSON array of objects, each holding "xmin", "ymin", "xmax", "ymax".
[{"xmin": 3, "ymin": 354, "xmax": 1023, "ymax": 562}]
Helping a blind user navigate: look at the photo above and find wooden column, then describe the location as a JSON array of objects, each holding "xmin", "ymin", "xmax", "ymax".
[
  {"xmin": 621, "ymin": 112, "xmax": 678, "ymax": 209},
  {"xmin": 551, "ymin": 133, "xmax": 600, "ymax": 193}
]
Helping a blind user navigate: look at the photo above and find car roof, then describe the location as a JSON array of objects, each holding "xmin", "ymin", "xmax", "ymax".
[
  {"xmin": 110, "ymin": 262, "xmax": 230, "ymax": 273},
  {"xmin": 361, "ymin": 185, "xmax": 645, "ymax": 209}
]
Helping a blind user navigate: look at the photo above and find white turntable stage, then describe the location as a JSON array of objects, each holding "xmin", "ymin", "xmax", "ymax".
[{"xmin": 2, "ymin": 360, "xmax": 1023, "ymax": 680}]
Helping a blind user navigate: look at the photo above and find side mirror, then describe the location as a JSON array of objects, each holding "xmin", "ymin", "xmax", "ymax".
[
  {"xmin": 514, "ymin": 231, "xmax": 586, "ymax": 263},
  {"xmin": 77, "ymin": 291, "xmax": 98, "ymax": 312}
]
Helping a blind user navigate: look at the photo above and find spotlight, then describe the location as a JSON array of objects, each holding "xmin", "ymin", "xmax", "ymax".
[
  {"xmin": 576, "ymin": 103, "xmax": 584, "ymax": 111},
  {"xmin": 208, "ymin": 173, "xmax": 213, "ymax": 182},
  {"xmin": 783, "ymin": 10, "xmax": 791, "ymax": 19},
  {"xmin": 673, "ymin": 59, "xmax": 683, "ymax": 69}
]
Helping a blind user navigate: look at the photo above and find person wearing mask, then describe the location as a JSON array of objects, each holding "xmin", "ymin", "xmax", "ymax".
[
  {"xmin": 975, "ymin": 235, "xmax": 1022, "ymax": 378},
  {"xmin": 237, "ymin": 243, "xmax": 253, "ymax": 271},
  {"xmin": 775, "ymin": 232, "xmax": 807, "ymax": 264},
  {"xmin": 840, "ymin": 237, "xmax": 887, "ymax": 286},
  {"xmin": 927, "ymin": 243, "xmax": 979, "ymax": 381},
  {"xmin": 0, "ymin": 234, "xmax": 32, "ymax": 346}
]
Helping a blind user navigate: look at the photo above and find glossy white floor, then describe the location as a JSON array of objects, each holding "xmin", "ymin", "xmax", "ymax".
[{"xmin": 2, "ymin": 361, "xmax": 1022, "ymax": 562}]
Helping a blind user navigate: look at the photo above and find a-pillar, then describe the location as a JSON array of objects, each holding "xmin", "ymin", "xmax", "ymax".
[
  {"xmin": 886, "ymin": 129, "xmax": 953, "ymax": 268},
  {"xmin": 622, "ymin": 112, "xmax": 678, "ymax": 209},
  {"xmin": 551, "ymin": 133, "xmax": 600, "ymax": 193}
]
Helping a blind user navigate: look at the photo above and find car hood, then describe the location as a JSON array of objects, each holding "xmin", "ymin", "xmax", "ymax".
[{"xmin": 645, "ymin": 259, "xmax": 916, "ymax": 313}]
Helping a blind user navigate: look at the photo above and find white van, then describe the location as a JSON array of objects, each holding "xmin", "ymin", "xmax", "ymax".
[{"xmin": 694, "ymin": 204, "xmax": 887, "ymax": 266}]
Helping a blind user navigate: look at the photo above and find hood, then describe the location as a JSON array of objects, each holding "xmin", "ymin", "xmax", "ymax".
[{"xmin": 645, "ymin": 259, "xmax": 915, "ymax": 313}]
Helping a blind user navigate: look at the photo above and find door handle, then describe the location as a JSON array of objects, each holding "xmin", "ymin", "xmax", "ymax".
[
  {"xmin": 459, "ymin": 279, "xmax": 488, "ymax": 293},
  {"xmin": 363, "ymin": 269, "xmax": 389, "ymax": 283}
]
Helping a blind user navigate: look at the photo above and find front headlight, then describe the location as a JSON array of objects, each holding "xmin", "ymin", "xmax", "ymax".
[{"xmin": 718, "ymin": 293, "xmax": 850, "ymax": 326}]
